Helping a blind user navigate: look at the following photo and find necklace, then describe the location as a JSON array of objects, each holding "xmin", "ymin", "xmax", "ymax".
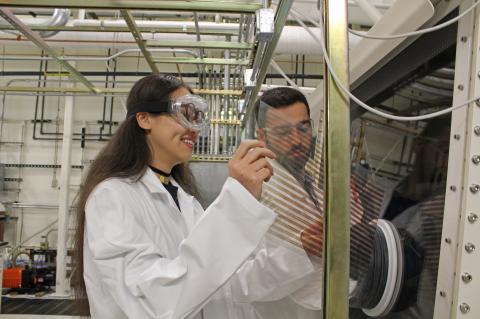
[{"xmin": 149, "ymin": 165, "xmax": 171, "ymax": 184}]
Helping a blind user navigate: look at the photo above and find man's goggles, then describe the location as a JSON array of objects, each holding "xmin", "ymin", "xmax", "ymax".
[{"xmin": 127, "ymin": 94, "xmax": 209, "ymax": 131}]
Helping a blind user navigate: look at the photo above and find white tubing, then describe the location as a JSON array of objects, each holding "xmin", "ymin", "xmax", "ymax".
[{"xmin": 363, "ymin": 219, "xmax": 398, "ymax": 317}]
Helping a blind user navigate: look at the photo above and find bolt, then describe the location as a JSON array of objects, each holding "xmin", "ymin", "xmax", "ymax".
[
  {"xmin": 454, "ymin": 134, "xmax": 461, "ymax": 140},
  {"xmin": 468, "ymin": 213, "xmax": 478, "ymax": 223},
  {"xmin": 445, "ymin": 237, "xmax": 452, "ymax": 244},
  {"xmin": 473, "ymin": 155, "xmax": 480, "ymax": 165},
  {"xmin": 451, "ymin": 185, "xmax": 457, "ymax": 191},
  {"xmin": 462, "ymin": 36, "xmax": 468, "ymax": 42},
  {"xmin": 462, "ymin": 272, "xmax": 473, "ymax": 283},
  {"xmin": 470, "ymin": 184, "xmax": 480, "ymax": 193},
  {"xmin": 475, "ymin": 126, "xmax": 480, "ymax": 136},
  {"xmin": 465, "ymin": 242, "xmax": 476, "ymax": 253},
  {"xmin": 458, "ymin": 84, "xmax": 465, "ymax": 91},
  {"xmin": 440, "ymin": 291, "xmax": 447, "ymax": 297},
  {"xmin": 460, "ymin": 303, "xmax": 470, "ymax": 314}
]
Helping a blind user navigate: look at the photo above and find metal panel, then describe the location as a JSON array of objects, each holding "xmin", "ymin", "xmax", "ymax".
[
  {"xmin": 190, "ymin": 162, "xmax": 229, "ymax": 207},
  {"xmin": 0, "ymin": 0, "xmax": 263, "ymax": 13},
  {"xmin": 323, "ymin": 0, "xmax": 350, "ymax": 318},
  {"xmin": 450, "ymin": 3, "xmax": 480, "ymax": 317},
  {"xmin": 434, "ymin": 1, "xmax": 479, "ymax": 318}
]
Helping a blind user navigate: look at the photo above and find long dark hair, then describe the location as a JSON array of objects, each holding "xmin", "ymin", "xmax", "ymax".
[{"xmin": 71, "ymin": 75, "xmax": 201, "ymax": 315}]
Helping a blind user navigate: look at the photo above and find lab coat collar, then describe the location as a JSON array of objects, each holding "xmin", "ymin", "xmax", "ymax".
[
  {"xmin": 140, "ymin": 167, "xmax": 194, "ymax": 202},
  {"xmin": 140, "ymin": 167, "xmax": 170, "ymax": 195}
]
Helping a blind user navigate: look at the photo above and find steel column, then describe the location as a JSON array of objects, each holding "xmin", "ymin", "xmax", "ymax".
[
  {"xmin": 55, "ymin": 81, "xmax": 75, "ymax": 296},
  {"xmin": 323, "ymin": 0, "xmax": 351, "ymax": 318}
]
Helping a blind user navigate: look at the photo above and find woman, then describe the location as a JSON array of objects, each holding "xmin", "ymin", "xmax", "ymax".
[{"xmin": 72, "ymin": 74, "xmax": 278, "ymax": 319}]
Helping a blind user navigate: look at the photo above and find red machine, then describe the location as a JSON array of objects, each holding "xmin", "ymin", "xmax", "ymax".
[{"xmin": 2, "ymin": 267, "xmax": 23, "ymax": 289}]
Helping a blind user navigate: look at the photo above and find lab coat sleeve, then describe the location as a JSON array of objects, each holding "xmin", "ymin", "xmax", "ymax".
[
  {"xmin": 85, "ymin": 177, "xmax": 276, "ymax": 319},
  {"xmin": 229, "ymin": 234, "xmax": 316, "ymax": 303}
]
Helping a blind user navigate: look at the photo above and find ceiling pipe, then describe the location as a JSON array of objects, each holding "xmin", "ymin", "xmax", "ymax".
[
  {"xmin": 0, "ymin": 25, "xmax": 363, "ymax": 55},
  {"xmin": 0, "ymin": 8, "xmax": 70, "ymax": 38}
]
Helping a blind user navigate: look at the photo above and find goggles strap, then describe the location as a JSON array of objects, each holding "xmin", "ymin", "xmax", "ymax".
[{"xmin": 126, "ymin": 100, "xmax": 171, "ymax": 118}]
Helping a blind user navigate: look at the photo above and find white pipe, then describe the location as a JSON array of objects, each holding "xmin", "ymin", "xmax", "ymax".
[
  {"xmin": 72, "ymin": 19, "xmax": 240, "ymax": 32},
  {"xmin": 0, "ymin": 9, "xmax": 70, "ymax": 38},
  {"xmin": 0, "ymin": 48, "xmax": 198, "ymax": 61},
  {"xmin": 354, "ymin": 0, "xmax": 383, "ymax": 24},
  {"xmin": 0, "ymin": 25, "xmax": 364, "ymax": 55},
  {"xmin": 55, "ymin": 77, "xmax": 75, "ymax": 297}
]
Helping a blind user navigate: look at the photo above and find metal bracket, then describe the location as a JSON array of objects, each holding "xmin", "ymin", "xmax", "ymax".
[{"xmin": 120, "ymin": 9, "xmax": 159, "ymax": 74}]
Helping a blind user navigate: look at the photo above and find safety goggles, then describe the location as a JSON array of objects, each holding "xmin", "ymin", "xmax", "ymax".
[{"xmin": 127, "ymin": 94, "xmax": 209, "ymax": 131}]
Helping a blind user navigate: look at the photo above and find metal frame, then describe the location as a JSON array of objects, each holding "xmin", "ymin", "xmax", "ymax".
[
  {"xmin": 241, "ymin": 0, "xmax": 294, "ymax": 129},
  {"xmin": 434, "ymin": 1, "xmax": 480, "ymax": 318},
  {"xmin": 322, "ymin": 0, "xmax": 351, "ymax": 318},
  {"xmin": 147, "ymin": 40, "xmax": 254, "ymax": 50},
  {"xmin": 0, "ymin": 86, "xmax": 243, "ymax": 96},
  {"xmin": 120, "ymin": 9, "xmax": 159, "ymax": 74},
  {"xmin": 0, "ymin": 24, "xmax": 239, "ymax": 35},
  {"xmin": 152, "ymin": 57, "xmax": 250, "ymax": 65},
  {"xmin": 0, "ymin": 8, "xmax": 99, "ymax": 93},
  {"xmin": 0, "ymin": 0, "xmax": 263, "ymax": 13}
]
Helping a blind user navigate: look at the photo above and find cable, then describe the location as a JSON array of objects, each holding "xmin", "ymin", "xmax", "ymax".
[
  {"xmin": 348, "ymin": 0, "xmax": 480, "ymax": 40},
  {"xmin": 290, "ymin": 9, "xmax": 479, "ymax": 122}
]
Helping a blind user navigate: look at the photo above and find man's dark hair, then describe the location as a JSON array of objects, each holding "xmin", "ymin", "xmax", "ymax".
[{"xmin": 254, "ymin": 87, "xmax": 310, "ymax": 128}]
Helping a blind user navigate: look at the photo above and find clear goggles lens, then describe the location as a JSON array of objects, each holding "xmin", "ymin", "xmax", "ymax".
[{"xmin": 171, "ymin": 94, "xmax": 209, "ymax": 131}]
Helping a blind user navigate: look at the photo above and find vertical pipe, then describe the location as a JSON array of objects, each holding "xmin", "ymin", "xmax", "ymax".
[
  {"xmin": 322, "ymin": 0, "xmax": 350, "ymax": 318},
  {"xmin": 209, "ymin": 67, "xmax": 215, "ymax": 155},
  {"xmin": 215, "ymin": 72, "xmax": 221, "ymax": 155},
  {"xmin": 55, "ymin": 71, "xmax": 75, "ymax": 296},
  {"xmin": 224, "ymin": 40, "xmax": 230, "ymax": 155}
]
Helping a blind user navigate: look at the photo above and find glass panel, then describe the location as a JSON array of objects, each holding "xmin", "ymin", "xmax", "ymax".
[{"xmin": 349, "ymin": 109, "xmax": 450, "ymax": 318}]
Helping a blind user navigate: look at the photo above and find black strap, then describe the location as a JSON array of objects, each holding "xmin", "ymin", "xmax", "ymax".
[
  {"xmin": 126, "ymin": 100, "xmax": 171, "ymax": 118},
  {"xmin": 149, "ymin": 165, "xmax": 171, "ymax": 177}
]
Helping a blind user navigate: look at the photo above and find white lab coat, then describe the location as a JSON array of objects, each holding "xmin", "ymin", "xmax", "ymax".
[
  {"xmin": 252, "ymin": 159, "xmax": 324, "ymax": 319},
  {"xmin": 84, "ymin": 167, "xmax": 315, "ymax": 319}
]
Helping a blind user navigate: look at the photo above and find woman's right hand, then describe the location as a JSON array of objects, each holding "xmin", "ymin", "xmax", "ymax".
[{"xmin": 228, "ymin": 140, "xmax": 276, "ymax": 200}]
